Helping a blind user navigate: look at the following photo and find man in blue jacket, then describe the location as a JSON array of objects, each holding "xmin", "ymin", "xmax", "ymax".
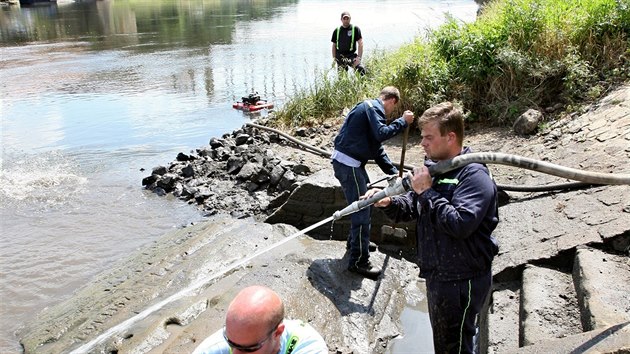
[
  {"xmin": 332, "ymin": 86, "xmax": 414, "ymax": 279},
  {"xmin": 368, "ymin": 102, "xmax": 499, "ymax": 353}
]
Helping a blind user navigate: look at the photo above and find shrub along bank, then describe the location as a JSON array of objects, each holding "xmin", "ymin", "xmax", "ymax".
[{"xmin": 274, "ymin": 0, "xmax": 629, "ymax": 127}]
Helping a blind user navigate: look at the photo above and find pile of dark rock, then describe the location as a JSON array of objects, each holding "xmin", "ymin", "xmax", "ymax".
[{"xmin": 141, "ymin": 124, "xmax": 316, "ymax": 219}]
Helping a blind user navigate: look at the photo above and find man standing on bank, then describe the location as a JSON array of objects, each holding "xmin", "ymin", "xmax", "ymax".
[
  {"xmin": 331, "ymin": 11, "xmax": 366, "ymax": 75},
  {"xmin": 332, "ymin": 86, "xmax": 414, "ymax": 279},
  {"xmin": 366, "ymin": 102, "xmax": 499, "ymax": 353}
]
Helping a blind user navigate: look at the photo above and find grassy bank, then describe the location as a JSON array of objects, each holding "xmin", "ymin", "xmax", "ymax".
[{"xmin": 273, "ymin": 0, "xmax": 629, "ymax": 127}]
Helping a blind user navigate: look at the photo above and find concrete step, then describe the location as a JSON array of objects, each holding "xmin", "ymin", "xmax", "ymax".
[
  {"xmin": 520, "ymin": 264, "xmax": 582, "ymax": 346},
  {"xmin": 483, "ymin": 246, "xmax": 630, "ymax": 353},
  {"xmin": 572, "ymin": 246, "xmax": 630, "ymax": 331},
  {"xmin": 503, "ymin": 322, "xmax": 630, "ymax": 354},
  {"xmin": 482, "ymin": 281, "xmax": 520, "ymax": 354}
]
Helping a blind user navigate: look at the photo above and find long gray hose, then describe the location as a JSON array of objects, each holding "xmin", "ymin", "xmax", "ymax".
[
  {"xmin": 498, "ymin": 181, "xmax": 595, "ymax": 192},
  {"xmin": 428, "ymin": 152, "xmax": 629, "ymax": 185},
  {"xmin": 244, "ymin": 122, "xmax": 630, "ymax": 187}
]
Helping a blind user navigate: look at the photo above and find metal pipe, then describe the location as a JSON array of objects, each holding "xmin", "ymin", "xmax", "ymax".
[{"xmin": 399, "ymin": 125, "xmax": 410, "ymax": 178}]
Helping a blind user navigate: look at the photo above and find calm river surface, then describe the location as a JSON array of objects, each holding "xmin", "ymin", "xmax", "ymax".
[{"xmin": 0, "ymin": 0, "xmax": 477, "ymax": 352}]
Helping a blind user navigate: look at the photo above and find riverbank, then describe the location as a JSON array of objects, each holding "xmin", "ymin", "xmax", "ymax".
[
  {"xmin": 18, "ymin": 84, "xmax": 630, "ymax": 353},
  {"xmin": 0, "ymin": 2, "xmax": 482, "ymax": 352}
]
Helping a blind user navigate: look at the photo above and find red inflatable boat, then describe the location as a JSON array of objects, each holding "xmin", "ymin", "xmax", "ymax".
[{"xmin": 233, "ymin": 93, "xmax": 274, "ymax": 112}]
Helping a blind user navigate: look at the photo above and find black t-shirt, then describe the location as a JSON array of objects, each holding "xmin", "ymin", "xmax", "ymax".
[{"xmin": 331, "ymin": 25, "xmax": 362, "ymax": 55}]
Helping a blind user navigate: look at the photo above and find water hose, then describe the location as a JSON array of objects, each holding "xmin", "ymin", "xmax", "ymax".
[
  {"xmin": 498, "ymin": 181, "xmax": 596, "ymax": 192},
  {"xmin": 246, "ymin": 122, "xmax": 331, "ymax": 158},
  {"xmin": 245, "ymin": 122, "xmax": 416, "ymax": 169},
  {"xmin": 429, "ymin": 152, "xmax": 630, "ymax": 185},
  {"xmin": 332, "ymin": 152, "xmax": 630, "ymax": 220}
]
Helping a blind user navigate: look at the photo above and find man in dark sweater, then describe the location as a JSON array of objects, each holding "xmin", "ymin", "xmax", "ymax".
[
  {"xmin": 368, "ymin": 102, "xmax": 499, "ymax": 353},
  {"xmin": 332, "ymin": 86, "xmax": 414, "ymax": 279},
  {"xmin": 331, "ymin": 11, "xmax": 366, "ymax": 75}
]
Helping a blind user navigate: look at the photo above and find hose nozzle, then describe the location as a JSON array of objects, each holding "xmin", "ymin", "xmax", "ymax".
[{"xmin": 333, "ymin": 173, "xmax": 414, "ymax": 220}]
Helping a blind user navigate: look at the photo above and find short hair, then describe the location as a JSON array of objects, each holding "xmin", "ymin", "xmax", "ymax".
[
  {"xmin": 418, "ymin": 102, "xmax": 464, "ymax": 146},
  {"xmin": 379, "ymin": 86, "xmax": 400, "ymax": 104},
  {"xmin": 268, "ymin": 299, "xmax": 285, "ymax": 328}
]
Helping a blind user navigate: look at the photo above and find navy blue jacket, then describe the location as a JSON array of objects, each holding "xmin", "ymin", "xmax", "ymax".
[
  {"xmin": 383, "ymin": 147, "xmax": 499, "ymax": 281},
  {"xmin": 333, "ymin": 98, "xmax": 409, "ymax": 175}
]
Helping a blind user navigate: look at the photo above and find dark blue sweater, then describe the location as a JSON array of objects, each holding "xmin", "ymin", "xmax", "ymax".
[
  {"xmin": 333, "ymin": 98, "xmax": 409, "ymax": 175},
  {"xmin": 383, "ymin": 147, "xmax": 500, "ymax": 281}
]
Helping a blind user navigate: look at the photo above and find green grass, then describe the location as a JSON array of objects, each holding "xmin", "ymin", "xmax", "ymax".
[{"xmin": 273, "ymin": 0, "xmax": 629, "ymax": 127}]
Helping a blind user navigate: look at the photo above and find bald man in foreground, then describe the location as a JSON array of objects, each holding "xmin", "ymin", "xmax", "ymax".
[{"xmin": 193, "ymin": 285, "xmax": 328, "ymax": 354}]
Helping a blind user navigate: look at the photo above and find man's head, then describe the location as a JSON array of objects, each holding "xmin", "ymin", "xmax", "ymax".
[
  {"xmin": 418, "ymin": 102, "xmax": 464, "ymax": 160},
  {"xmin": 379, "ymin": 86, "xmax": 400, "ymax": 116},
  {"xmin": 340, "ymin": 11, "xmax": 351, "ymax": 26},
  {"xmin": 223, "ymin": 286, "xmax": 285, "ymax": 354}
]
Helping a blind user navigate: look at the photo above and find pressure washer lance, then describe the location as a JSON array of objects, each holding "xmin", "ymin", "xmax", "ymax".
[{"xmin": 333, "ymin": 173, "xmax": 414, "ymax": 220}]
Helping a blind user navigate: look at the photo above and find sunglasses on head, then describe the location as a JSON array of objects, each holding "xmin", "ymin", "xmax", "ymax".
[{"xmin": 222, "ymin": 321, "xmax": 281, "ymax": 352}]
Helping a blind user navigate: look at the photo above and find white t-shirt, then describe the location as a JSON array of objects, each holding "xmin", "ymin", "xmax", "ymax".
[{"xmin": 192, "ymin": 319, "xmax": 328, "ymax": 354}]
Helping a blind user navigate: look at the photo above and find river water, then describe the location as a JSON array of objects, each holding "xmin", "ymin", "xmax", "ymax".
[{"xmin": 0, "ymin": 0, "xmax": 478, "ymax": 352}]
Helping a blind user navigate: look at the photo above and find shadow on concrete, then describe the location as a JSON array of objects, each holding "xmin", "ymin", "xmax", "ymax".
[
  {"xmin": 307, "ymin": 253, "xmax": 387, "ymax": 317},
  {"xmin": 569, "ymin": 321, "xmax": 630, "ymax": 354}
]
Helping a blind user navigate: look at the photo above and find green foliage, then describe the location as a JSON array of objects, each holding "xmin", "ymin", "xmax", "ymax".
[
  {"xmin": 365, "ymin": 40, "xmax": 451, "ymax": 114},
  {"xmin": 273, "ymin": 71, "xmax": 370, "ymax": 128},
  {"xmin": 429, "ymin": 0, "xmax": 629, "ymax": 123},
  {"xmin": 273, "ymin": 0, "xmax": 630, "ymax": 127}
]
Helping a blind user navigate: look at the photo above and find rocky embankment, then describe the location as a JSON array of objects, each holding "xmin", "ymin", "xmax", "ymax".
[
  {"xmin": 138, "ymin": 119, "xmax": 412, "ymax": 242},
  {"xmin": 140, "ymin": 123, "xmax": 334, "ymax": 220},
  {"xmin": 18, "ymin": 85, "xmax": 630, "ymax": 353}
]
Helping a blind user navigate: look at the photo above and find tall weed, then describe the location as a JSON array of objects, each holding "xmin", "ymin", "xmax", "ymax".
[{"xmin": 273, "ymin": 0, "xmax": 629, "ymax": 127}]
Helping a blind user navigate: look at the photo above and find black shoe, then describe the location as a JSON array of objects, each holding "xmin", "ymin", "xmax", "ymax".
[
  {"xmin": 348, "ymin": 263, "xmax": 381, "ymax": 279},
  {"xmin": 346, "ymin": 241, "xmax": 377, "ymax": 252}
]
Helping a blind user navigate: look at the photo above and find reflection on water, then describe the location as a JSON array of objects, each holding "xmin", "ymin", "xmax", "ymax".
[
  {"xmin": 386, "ymin": 280, "xmax": 434, "ymax": 353},
  {"xmin": 0, "ymin": 0, "xmax": 478, "ymax": 352},
  {"xmin": 1, "ymin": 0, "xmax": 298, "ymax": 47}
]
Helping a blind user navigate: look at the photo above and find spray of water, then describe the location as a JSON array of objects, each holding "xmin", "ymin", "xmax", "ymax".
[
  {"xmin": 69, "ymin": 215, "xmax": 335, "ymax": 354},
  {"xmin": 0, "ymin": 151, "xmax": 87, "ymax": 210}
]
